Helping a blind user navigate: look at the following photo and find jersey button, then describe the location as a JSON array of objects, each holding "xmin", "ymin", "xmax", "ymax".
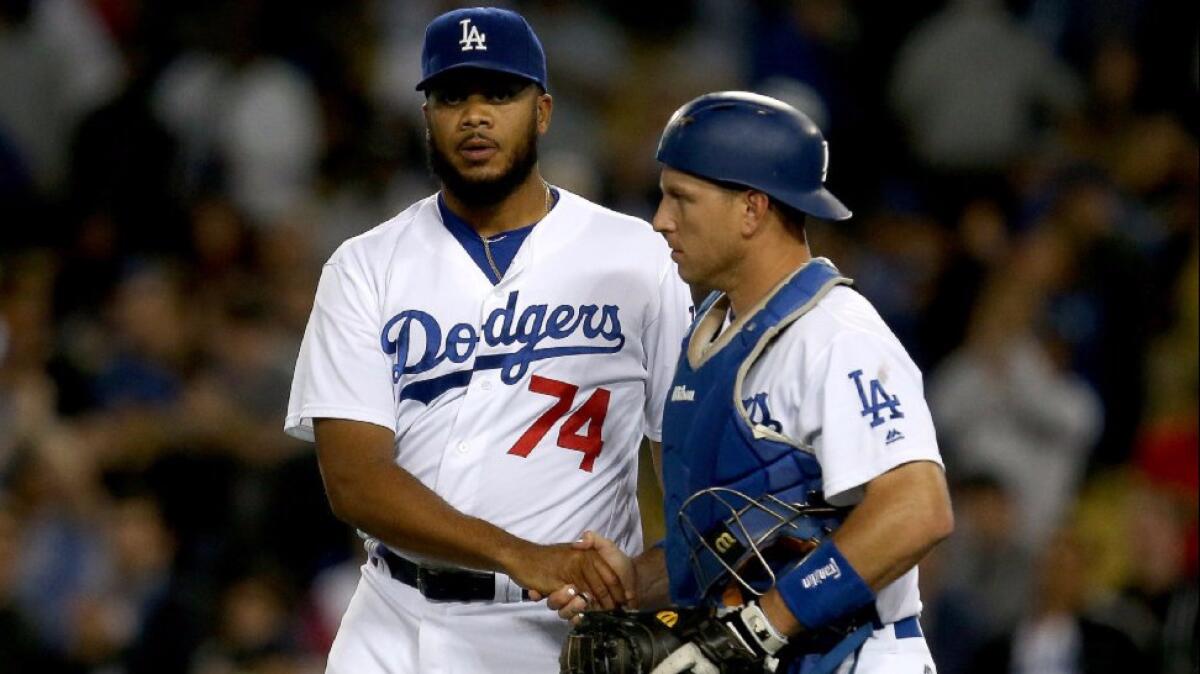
[
  {"xmin": 456, "ymin": 441, "xmax": 469, "ymax": 454},
  {"xmin": 480, "ymin": 380, "xmax": 492, "ymax": 391}
]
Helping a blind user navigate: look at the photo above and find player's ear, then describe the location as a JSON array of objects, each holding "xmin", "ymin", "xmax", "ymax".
[
  {"xmin": 741, "ymin": 191, "xmax": 770, "ymax": 237},
  {"xmin": 536, "ymin": 92, "xmax": 553, "ymax": 135}
]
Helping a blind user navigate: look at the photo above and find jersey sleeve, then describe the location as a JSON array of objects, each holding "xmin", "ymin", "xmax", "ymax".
[
  {"xmin": 641, "ymin": 263, "xmax": 693, "ymax": 442},
  {"xmin": 284, "ymin": 255, "xmax": 397, "ymax": 441},
  {"xmin": 807, "ymin": 331, "xmax": 943, "ymax": 505}
]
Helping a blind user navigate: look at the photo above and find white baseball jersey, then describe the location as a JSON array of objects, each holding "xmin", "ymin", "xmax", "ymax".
[
  {"xmin": 285, "ymin": 187, "xmax": 691, "ymax": 674},
  {"xmin": 732, "ymin": 282, "xmax": 944, "ymax": 626}
]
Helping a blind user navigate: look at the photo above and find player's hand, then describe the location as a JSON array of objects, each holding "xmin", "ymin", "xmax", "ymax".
[
  {"xmin": 533, "ymin": 584, "xmax": 590, "ymax": 625},
  {"xmin": 574, "ymin": 530, "xmax": 637, "ymax": 607},
  {"xmin": 530, "ymin": 531, "xmax": 637, "ymax": 620},
  {"xmin": 508, "ymin": 541, "xmax": 629, "ymax": 610}
]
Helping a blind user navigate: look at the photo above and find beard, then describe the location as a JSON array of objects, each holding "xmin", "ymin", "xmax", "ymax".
[{"xmin": 426, "ymin": 118, "xmax": 540, "ymax": 208}]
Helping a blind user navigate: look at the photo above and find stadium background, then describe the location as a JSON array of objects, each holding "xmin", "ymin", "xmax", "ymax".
[{"xmin": 0, "ymin": 0, "xmax": 1195, "ymax": 672}]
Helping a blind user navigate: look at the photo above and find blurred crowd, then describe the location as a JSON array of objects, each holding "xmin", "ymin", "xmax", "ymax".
[{"xmin": 0, "ymin": 0, "xmax": 1196, "ymax": 672}]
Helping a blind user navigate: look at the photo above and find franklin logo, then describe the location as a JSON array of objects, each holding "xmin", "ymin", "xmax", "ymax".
[
  {"xmin": 670, "ymin": 385, "xmax": 695, "ymax": 402},
  {"xmin": 801, "ymin": 557, "xmax": 842, "ymax": 589},
  {"xmin": 458, "ymin": 18, "xmax": 487, "ymax": 51}
]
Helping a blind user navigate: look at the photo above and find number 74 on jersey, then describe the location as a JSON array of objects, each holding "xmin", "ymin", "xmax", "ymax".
[{"xmin": 506, "ymin": 375, "xmax": 610, "ymax": 472}]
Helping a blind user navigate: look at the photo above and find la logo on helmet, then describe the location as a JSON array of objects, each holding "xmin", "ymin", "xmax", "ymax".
[{"xmin": 458, "ymin": 19, "xmax": 487, "ymax": 51}]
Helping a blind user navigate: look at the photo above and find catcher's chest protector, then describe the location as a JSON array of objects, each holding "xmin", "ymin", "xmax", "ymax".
[{"xmin": 661, "ymin": 260, "xmax": 852, "ymax": 605}]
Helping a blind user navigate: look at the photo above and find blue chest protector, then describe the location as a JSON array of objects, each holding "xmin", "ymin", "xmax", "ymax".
[{"xmin": 661, "ymin": 260, "xmax": 871, "ymax": 673}]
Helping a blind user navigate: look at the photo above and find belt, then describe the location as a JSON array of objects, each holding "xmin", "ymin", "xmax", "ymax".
[
  {"xmin": 376, "ymin": 547, "xmax": 530, "ymax": 602},
  {"xmin": 872, "ymin": 615, "xmax": 923, "ymax": 639}
]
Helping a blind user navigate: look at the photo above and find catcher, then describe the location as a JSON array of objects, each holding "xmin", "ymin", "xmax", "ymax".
[{"xmin": 537, "ymin": 92, "xmax": 954, "ymax": 674}]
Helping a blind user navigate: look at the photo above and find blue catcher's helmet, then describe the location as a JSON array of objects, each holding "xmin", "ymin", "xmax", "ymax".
[{"xmin": 656, "ymin": 91, "xmax": 852, "ymax": 221}]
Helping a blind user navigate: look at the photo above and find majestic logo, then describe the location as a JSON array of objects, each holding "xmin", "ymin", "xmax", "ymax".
[
  {"xmin": 801, "ymin": 556, "xmax": 842, "ymax": 589},
  {"xmin": 885, "ymin": 428, "xmax": 905, "ymax": 445},
  {"xmin": 742, "ymin": 391, "xmax": 783, "ymax": 433},
  {"xmin": 848, "ymin": 369, "xmax": 904, "ymax": 428},
  {"xmin": 671, "ymin": 385, "xmax": 696, "ymax": 402},
  {"xmin": 458, "ymin": 18, "xmax": 487, "ymax": 51},
  {"xmin": 382, "ymin": 291, "xmax": 624, "ymax": 404}
]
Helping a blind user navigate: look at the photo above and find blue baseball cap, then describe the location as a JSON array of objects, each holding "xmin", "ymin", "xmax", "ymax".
[{"xmin": 416, "ymin": 7, "xmax": 548, "ymax": 92}]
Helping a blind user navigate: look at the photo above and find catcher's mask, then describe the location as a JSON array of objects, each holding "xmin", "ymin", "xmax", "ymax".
[{"xmin": 677, "ymin": 486, "xmax": 850, "ymax": 601}]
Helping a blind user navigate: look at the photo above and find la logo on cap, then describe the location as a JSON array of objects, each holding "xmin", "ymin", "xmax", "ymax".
[{"xmin": 458, "ymin": 18, "xmax": 487, "ymax": 51}]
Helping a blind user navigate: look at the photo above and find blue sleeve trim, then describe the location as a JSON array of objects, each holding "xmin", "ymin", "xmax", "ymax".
[{"xmin": 776, "ymin": 539, "xmax": 875, "ymax": 630}]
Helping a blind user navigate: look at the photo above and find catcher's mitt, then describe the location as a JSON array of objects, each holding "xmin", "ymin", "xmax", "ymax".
[
  {"xmin": 560, "ymin": 603, "xmax": 880, "ymax": 674},
  {"xmin": 559, "ymin": 607, "xmax": 768, "ymax": 674}
]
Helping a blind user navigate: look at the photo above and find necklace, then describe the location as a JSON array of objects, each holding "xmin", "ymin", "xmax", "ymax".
[{"xmin": 481, "ymin": 182, "xmax": 553, "ymax": 283}]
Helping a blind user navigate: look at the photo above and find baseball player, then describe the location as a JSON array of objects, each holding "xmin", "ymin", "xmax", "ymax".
[
  {"xmin": 550, "ymin": 93, "xmax": 953, "ymax": 674},
  {"xmin": 284, "ymin": 8, "xmax": 691, "ymax": 674}
]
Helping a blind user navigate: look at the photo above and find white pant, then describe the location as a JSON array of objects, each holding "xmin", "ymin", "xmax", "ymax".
[
  {"xmin": 328, "ymin": 561, "xmax": 936, "ymax": 674},
  {"xmin": 829, "ymin": 621, "xmax": 937, "ymax": 674},
  {"xmin": 326, "ymin": 560, "xmax": 568, "ymax": 674}
]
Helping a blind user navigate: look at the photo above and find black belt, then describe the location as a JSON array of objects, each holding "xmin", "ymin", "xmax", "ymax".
[{"xmin": 376, "ymin": 547, "xmax": 530, "ymax": 602}]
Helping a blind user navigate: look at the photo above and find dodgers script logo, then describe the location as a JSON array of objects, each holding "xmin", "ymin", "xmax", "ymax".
[{"xmin": 381, "ymin": 291, "xmax": 624, "ymax": 404}]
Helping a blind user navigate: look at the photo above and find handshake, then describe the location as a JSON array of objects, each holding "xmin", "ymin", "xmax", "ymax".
[
  {"xmin": 514, "ymin": 532, "xmax": 788, "ymax": 674},
  {"xmin": 506, "ymin": 531, "xmax": 639, "ymax": 613}
]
